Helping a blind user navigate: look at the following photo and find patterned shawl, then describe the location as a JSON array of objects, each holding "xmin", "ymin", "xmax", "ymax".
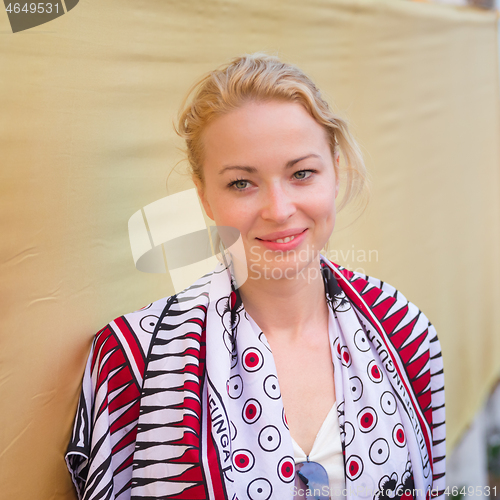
[{"xmin": 66, "ymin": 257, "xmax": 445, "ymax": 500}]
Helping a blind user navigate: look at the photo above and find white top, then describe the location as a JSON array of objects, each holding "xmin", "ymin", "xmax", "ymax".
[{"xmin": 291, "ymin": 403, "xmax": 345, "ymax": 499}]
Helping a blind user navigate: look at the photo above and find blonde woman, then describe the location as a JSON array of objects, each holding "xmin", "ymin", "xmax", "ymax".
[{"xmin": 66, "ymin": 53, "xmax": 446, "ymax": 500}]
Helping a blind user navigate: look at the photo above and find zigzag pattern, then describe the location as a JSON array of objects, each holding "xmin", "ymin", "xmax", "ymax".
[
  {"xmin": 130, "ymin": 286, "xmax": 211, "ymax": 500},
  {"xmin": 66, "ymin": 298, "xmax": 171, "ymax": 500},
  {"xmin": 67, "ymin": 324, "xmax": 142, "ymax": 500}
]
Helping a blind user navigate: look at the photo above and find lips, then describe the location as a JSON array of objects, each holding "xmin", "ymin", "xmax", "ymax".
[
  {"xmin": 255, "ymin": 228, "xmax": 308, "ymax": 252},
  {"xmin": 257, "ymin": 228, "xmax": 307, "ymax": 242}
]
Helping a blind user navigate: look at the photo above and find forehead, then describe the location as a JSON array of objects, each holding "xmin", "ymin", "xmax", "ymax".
[{"xmin": 200, "ymin": 100, "xmax": 330, "ymax": 168}]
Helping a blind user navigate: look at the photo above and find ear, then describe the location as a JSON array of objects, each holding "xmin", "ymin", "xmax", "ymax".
[
  {"xmin": 193, "ymin": 176, "xmax": 215, "ymax": 221},
  {"xmin": 334, "ymin": 150, "xmax": 340, "ymax": 199}
]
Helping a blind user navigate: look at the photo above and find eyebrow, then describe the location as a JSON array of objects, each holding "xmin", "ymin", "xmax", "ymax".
[{"xmin": 218, "ymin": 153, "xmax": 322, "ymax": 175}]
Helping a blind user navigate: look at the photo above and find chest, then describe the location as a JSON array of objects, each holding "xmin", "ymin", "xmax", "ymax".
[{"xmin": 268, "ymin": 332, "xmax": 336, "ymax": 456}]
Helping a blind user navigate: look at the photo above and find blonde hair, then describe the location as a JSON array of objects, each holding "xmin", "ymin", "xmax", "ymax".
[{"xmin": 175, "ymin": 52, "xmax": 369, "ymax": 211}]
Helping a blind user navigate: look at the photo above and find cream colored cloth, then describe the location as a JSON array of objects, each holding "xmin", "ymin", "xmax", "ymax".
[{"xmin": 291, "ymin": 404, "xmax": 345, "ymax": 499}]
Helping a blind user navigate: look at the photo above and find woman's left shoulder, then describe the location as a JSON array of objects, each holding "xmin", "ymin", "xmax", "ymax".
[
  {"xmin": 351, "ymin": 270, "xmax": 411, "ymax": 305},
  {"xmin": 328, "ymin": 262, "xmax": 434, "ymax": 326},
  {"xmin": 353, "ymin": 269, "xmax": 439, "ymax": 345},
  {"xmin": 326, "ymin": 261, "xmax": 442, "ymax": 364}
]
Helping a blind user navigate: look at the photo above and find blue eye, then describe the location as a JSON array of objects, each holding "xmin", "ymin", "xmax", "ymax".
[
  {"xmin": 294, "ymin": 170, "xmax": 314, "ymax": 180},
  {"xmin": 229, "ymin": 179, "xmax": 250, "ymax": 190}
]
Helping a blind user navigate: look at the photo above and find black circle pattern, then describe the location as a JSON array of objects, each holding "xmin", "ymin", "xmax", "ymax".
[
  {"xmin": 139, "ymin": 315, "xmax": 159, "ymax": 333},
  {"xmin": 232, "ymin": 449, "xmax": 255, "ymax": 472},
  {"xmin": 346, "ymin": 455, "xmax": 364, "ymax": 481},
  {"xmin": 277, "ymin": 456, "xmax": 295, "ymax": 483},
  {"xmin": 349, "ymin": 376, "xmax": 363, "ymax": 402},
  {"xmin": 247, "ymin": 478, "xmax": 272, "ymax": 500},
  {"xmin": 242, "ymin": 347, "xmax": 264, "ymax": 372},
  {"xmin": 263, "ymin": 375, "xmax": 281, "ymax": 400},
  {"xmin": 367, "ymin": 360, "xmax": 383, "ymax": 383},
  {"xmin": 369, "ymin": 438, "xmax": 389, "ymax": 465},
  {"xmin": 380, "ymin": 391, "xmax": 397, "ymax": 415},
  {"xmin": 258, "ymin": 425, "xmax": 281, "ymax": 452},
  {"xmin": 357, "ymin": 406, "xmax": 378, "ymax": 433},
  {"xmin": 393, "ymin": 423, "xmax": 406, "ymax": 448},
  {"xmin": 227, "ymin": 375, "xmax": 243, "ymax": 399},
  {"xmin": 242, "ymin": 399, "xmax": 262, "ymax": 424},
  {"xmin": 354, "ymin": 329, "xmax": 370, "ymax": 352}
]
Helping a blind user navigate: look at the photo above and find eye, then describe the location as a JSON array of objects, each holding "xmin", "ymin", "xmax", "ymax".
[
  {"xmin": 228, "ymin": 178, "xmax": 250, "ymax": 190},
  {"xmin": 293, "ymin": 169, "xmax": 315, "ymax": 180}
]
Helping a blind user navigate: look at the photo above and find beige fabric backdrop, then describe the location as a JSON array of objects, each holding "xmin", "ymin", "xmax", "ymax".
[{"xmin": 0, "ymin": 0, "xmax": 499, "ymax": 498}]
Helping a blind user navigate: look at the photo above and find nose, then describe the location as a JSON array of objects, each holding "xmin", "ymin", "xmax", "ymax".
[{"xmin": 260, "ymin": 182, "xmax": 297, "ymax": 223}]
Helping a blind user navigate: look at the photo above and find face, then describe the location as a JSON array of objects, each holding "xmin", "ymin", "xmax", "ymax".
[{"xmin": 194, "ymin": 100, "xmax": 340, "ymax": 283}]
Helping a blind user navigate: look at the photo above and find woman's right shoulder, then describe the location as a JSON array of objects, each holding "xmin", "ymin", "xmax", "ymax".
[
  {"xmin": 66, "ymin": 294, "xmax": 176, "ymax": 499},
  {"xmin": 90, "ymin": 294, "xmax": 177, "ymax": 379}
]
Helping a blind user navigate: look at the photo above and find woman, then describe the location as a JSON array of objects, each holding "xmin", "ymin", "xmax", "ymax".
[{"xmin": 66, "ymin": 53, "xmax": 445, "ymax": 500}]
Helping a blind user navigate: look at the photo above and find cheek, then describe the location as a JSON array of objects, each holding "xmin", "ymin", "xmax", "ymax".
[
  {"xmin": 210, "ymin": 199, "xmax": 252, "ymax": 233},
  {"xmin": 311, "ymin": 190, "xmax": 336, "ymax": 222}
]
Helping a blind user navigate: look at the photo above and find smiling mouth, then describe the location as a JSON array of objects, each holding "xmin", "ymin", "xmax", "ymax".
[{"xmin": 256, "ymin": 229, "xmax": 307, "ymax": 244}]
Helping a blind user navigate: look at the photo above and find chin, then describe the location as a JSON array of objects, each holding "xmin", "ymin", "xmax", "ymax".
[{"xmin": 246, "ymin": 252, "xmax": 321, "ymax": 284}]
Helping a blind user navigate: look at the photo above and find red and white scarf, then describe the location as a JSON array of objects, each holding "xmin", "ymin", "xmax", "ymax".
[{"xmin": 125, "ymin": 256, "xmax": 445, "ymax": 500}]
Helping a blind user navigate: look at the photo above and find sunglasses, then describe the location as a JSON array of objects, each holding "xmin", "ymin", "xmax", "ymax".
[{"xmin": 294, "ymin": 459, "xmax": 331, "ymax": 500}]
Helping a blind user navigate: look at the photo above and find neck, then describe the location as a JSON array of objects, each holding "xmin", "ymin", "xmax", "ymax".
[{"xmin": 237, "ymin": 256, "xmax": 328, "ymax": 344}]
